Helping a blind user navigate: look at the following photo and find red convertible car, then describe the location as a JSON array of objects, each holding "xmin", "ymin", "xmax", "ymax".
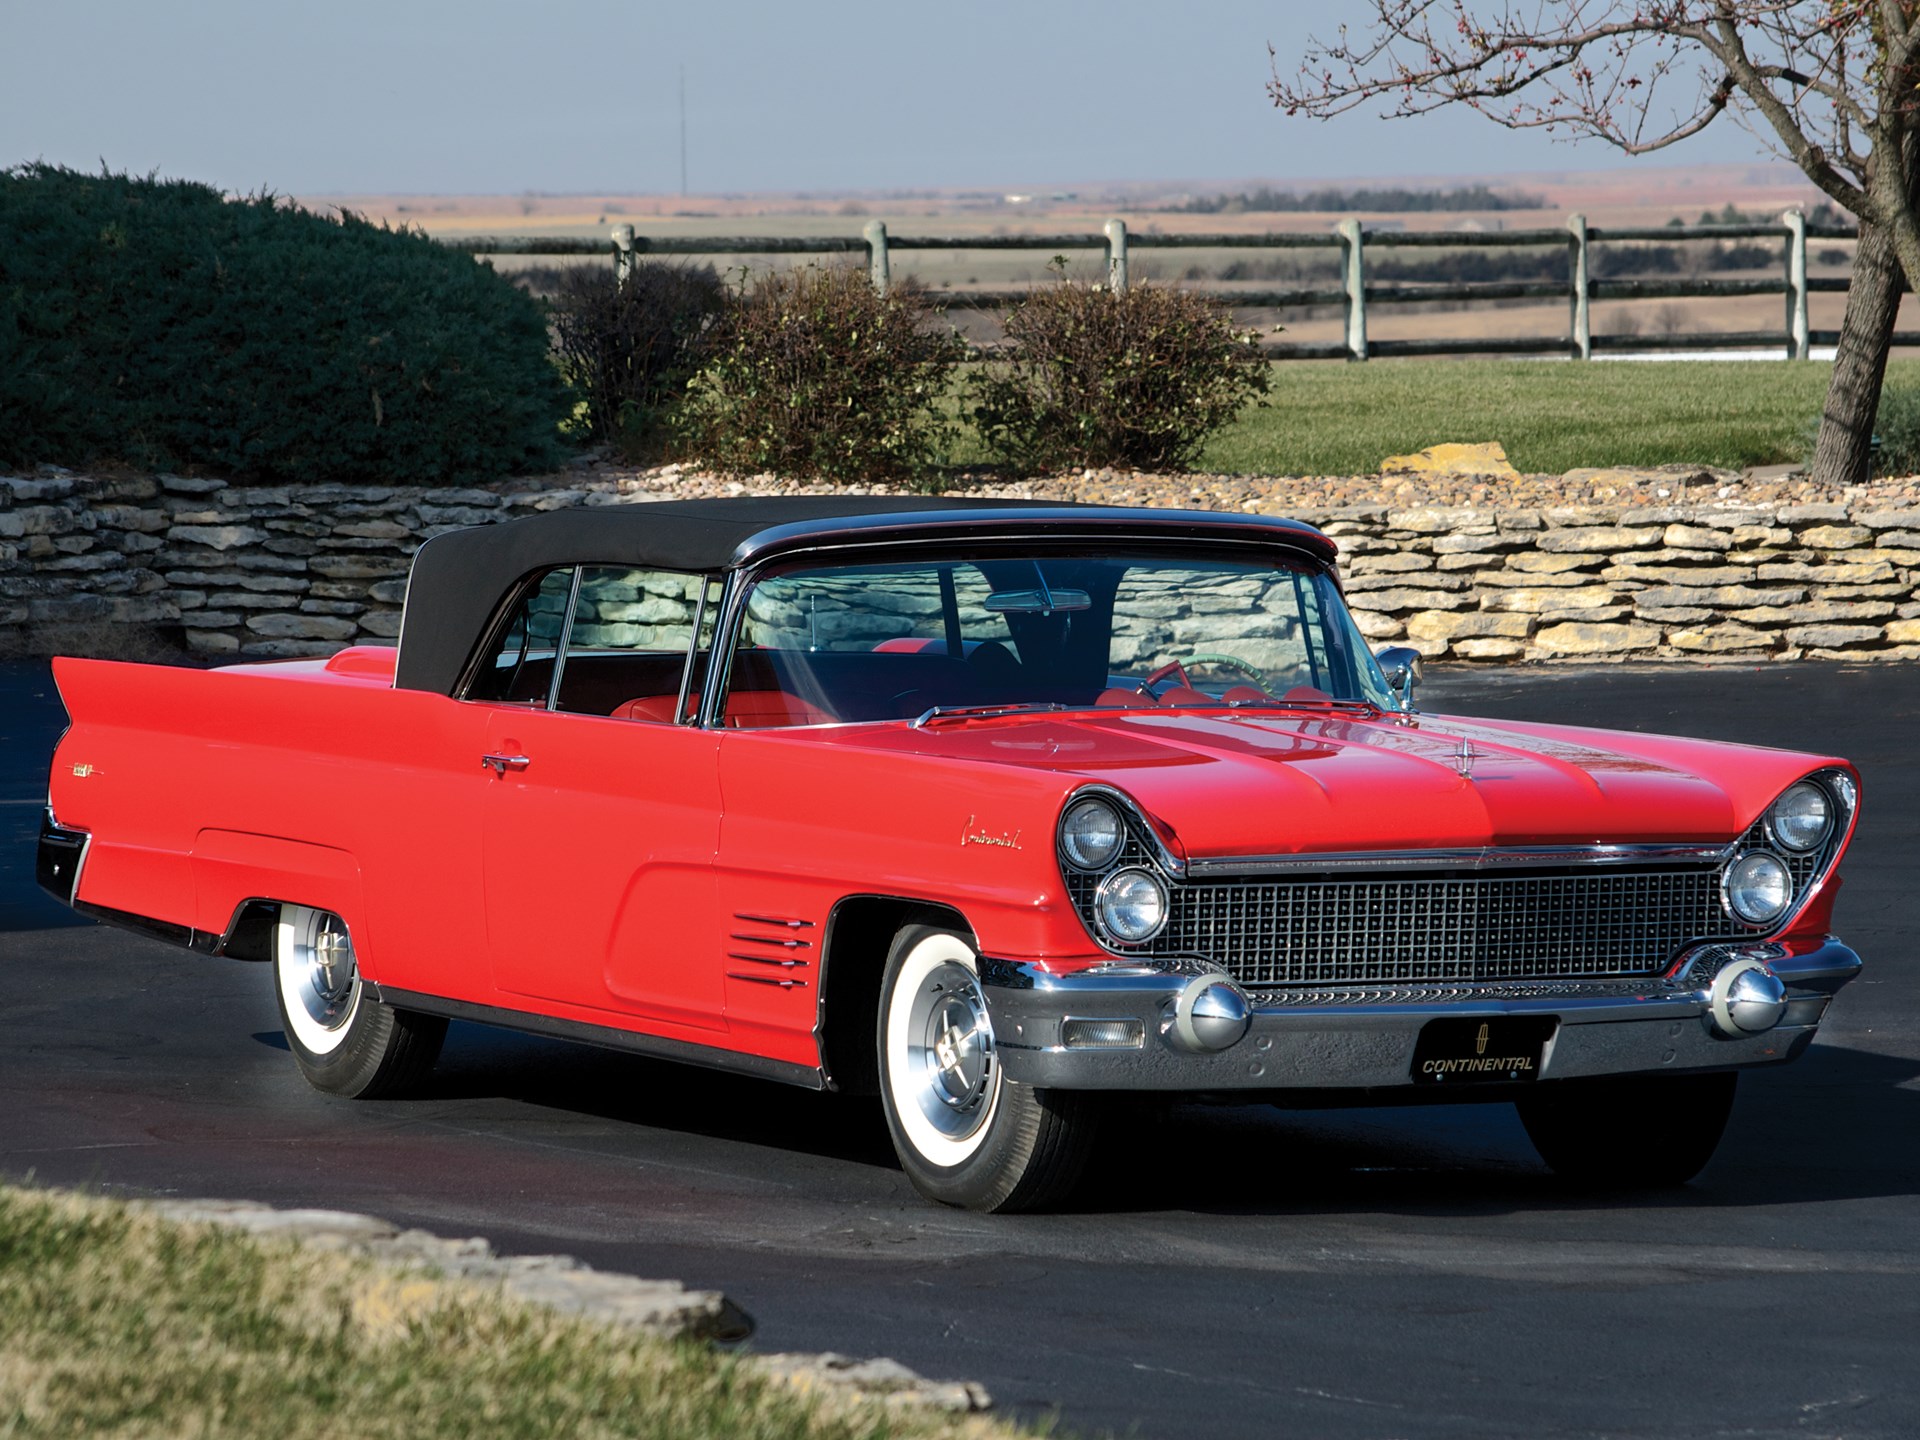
[{"xmin": 37, "ymin": 497, "xmax": 1862, "ymax": 1210}]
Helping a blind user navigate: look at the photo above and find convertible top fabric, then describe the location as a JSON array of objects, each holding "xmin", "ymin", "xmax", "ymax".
[{"xmin": 391, "ymin": 496, "xmax": 1334, "ymax": 695}]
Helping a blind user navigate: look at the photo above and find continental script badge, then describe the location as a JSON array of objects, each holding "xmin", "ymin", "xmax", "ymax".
[{"xmin": 961, "ymin": 815, "xmax": 1023, "ymax": 851}]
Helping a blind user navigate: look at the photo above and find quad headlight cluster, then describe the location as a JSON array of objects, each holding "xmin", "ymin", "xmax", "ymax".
[
  {"xmin": 1720, "ymin": 776, "xmax": 1844, "ymax": 929},
  {"xmin": 1059, "ymin": 794, "xmax": 1169, "ymax": 944}
]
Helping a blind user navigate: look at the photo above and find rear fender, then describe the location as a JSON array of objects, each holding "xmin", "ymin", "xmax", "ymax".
[{"xmin": 190, "ymin": 829, "xmax": 369, "ymax": 972}]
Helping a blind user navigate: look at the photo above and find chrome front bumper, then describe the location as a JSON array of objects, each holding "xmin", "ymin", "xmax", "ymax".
[{"xmin": 979, "ymin": 940, "xmax": 1861, "ymax": 1092}]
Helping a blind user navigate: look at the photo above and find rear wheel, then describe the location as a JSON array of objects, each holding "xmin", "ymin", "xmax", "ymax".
[
  {"xmin": 877, "ymin": 924, "xmax": 1097, "ymax": 1212},
  {"xmin": 272, "ymin": 904, "xmax": 445, "ymax": 1098},
  {"xmin": 1517, "ymin": 1071, "xmax": 1738, "ymax": 1188}
]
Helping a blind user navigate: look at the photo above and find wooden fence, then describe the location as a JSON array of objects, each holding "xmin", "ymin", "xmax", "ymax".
[{"xmin": 443, "ymin": 214, "xmax": 1903, "ymax": 361}]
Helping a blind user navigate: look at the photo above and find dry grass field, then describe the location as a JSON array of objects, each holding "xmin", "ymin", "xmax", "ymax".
[{"xmin": 300, "ymin": 162, "xmax": 1920, "ymax": 350}]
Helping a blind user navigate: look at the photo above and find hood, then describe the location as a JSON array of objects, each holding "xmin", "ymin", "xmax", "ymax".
[{"xmin": 819, "ymin": 708, "xmax": 1844, "ymax": 859}]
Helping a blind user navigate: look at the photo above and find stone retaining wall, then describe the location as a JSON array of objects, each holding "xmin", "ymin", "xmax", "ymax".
[
  {"xmin": 1294, "ymin": 501, "xmax": 1920, "ymax": 660},
  {"xmin": 3, "ymin": 468, "xmax": 1918, "ymax": 662}
]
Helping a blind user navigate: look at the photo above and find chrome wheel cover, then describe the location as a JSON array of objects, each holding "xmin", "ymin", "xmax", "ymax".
[
  {"xmin": 909, "ymin": 962, "xmax": 996, "ymax": 1140},
  {"xmin": 276, "ymin": 906, "xmax": 362, "ymax": 1055},
  {"xmin": 885, "ymin": 932, "xmax": 1003, "ymax": 1167}
]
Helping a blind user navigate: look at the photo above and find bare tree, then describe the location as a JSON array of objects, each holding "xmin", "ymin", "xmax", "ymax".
[{"xmin": 1272, "ymin": 3, "xmax": 1918, "ymax": 484}]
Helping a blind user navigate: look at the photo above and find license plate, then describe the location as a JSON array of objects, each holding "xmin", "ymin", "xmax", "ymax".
[{"xmin": 1410, "ymin": 1016, "xmax": 1557, "ymax": 1085}]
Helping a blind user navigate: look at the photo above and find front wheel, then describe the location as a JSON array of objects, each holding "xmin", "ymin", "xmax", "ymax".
[
  {"xmin": 273, "ymin": 904, "xmax": 446, "ymax": 1099},
  {"xmin": 877, "ymin": 925, "xmax": 1097, "ymax": 1212},
  {"xmin": 1516, "ymin": 1070, "xmax": 1738, "ymax": 1189}
]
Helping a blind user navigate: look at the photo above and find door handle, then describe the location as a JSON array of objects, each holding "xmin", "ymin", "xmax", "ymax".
[{"xmin": 481, "ymin": 753, "xmax": 531, "ymax": 775}]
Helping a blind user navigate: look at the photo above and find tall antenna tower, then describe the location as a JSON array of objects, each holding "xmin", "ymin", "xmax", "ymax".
[{"xmin": 678, "ymin": 65, "xmax": 688, "ymax": 197}]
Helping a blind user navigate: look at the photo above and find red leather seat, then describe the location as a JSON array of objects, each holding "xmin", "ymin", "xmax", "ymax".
[
  {"xmin": 1096, "ymin": 687, "xmax": 1150, "ymax": 707},
  {"xmin": 721, "ymin": 690, "xmax": 834, "ymax": 728},
  {"xmin": 611, "ymin": 694, "xmax": 684, "ymax": 724},
  {"xmin": 1157, "ymin": 685, "xmax": 1214, "ymax": 707},
  {"xmin": 611, "ymin": 689, "xmax": 833, "ymax": 728}
]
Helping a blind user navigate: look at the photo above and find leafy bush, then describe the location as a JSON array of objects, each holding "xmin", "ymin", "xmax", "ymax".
[
  {"xmin": 969, "ymin": 277, "xmax": 1271, "ymax": 473},
  {"xmin": 0, "ymin": 164, "xmax": 568, "ymax": 483},
  {"xmin": 678, "ymin": 266, "xmax": 965, "ymax": 486},
  {"xmin": 549, "ymin": 260, "xmax": 726, "ymax": 459}
]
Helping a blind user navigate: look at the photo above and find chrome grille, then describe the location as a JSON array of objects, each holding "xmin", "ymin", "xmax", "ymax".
[{"xmin": 1157, "ymin": 868, "xmax": 1725, "ymax": 987}]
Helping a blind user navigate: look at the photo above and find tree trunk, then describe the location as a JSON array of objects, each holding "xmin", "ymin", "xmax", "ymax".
[{"xmin": 1811, "ymin": 217, "xmax": 1904, "ymax": 486}]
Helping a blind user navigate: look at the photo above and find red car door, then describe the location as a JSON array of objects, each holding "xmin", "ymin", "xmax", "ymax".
[{"xmin": 479, "ymin": 705, "xmax": 726, "ymax": 1029}]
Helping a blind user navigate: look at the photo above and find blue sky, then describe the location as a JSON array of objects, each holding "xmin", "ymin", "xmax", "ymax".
[{"xmin": 2, "ymin": 1, "xmax": 1775, "ymax": 194}]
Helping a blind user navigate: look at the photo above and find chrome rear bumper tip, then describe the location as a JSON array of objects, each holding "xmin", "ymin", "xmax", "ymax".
[
  {"xmin": 1709, "ymin": 957, "xmax": 1789, "ymax": 1038},
  {"xmin": 1169, "ymin": 975, "xmax": 1252, "ymax": 1054}
]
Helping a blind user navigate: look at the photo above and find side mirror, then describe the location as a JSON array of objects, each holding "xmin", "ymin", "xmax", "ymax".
[{"xmin": 1374, "ymin": 645, "xmax": 1423, "ymax": 713}]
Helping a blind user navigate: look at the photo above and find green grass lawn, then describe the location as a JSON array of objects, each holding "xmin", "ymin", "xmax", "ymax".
[
  {"xmin": 0, "ymin": 1185, "xmax": 1020, "ymax": 1440},
  {"xmin": 1187, "ymin": 358, "xmax": 1920, "ymax": 477}
]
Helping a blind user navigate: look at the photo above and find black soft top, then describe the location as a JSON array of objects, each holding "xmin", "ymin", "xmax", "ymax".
[{"xmin": 392, "ymin": 496, "xmax": 1335, "ymax": 695}]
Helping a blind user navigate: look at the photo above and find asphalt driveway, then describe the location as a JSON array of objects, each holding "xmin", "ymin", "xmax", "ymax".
[{"xmin": 2, "ymin": 657, "xmax": 1914, "ymax": 1439}]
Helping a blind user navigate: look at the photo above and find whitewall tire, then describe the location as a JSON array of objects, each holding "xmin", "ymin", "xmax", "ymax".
[
  {"xmin": 877, "ymin": 924, "xmax": 1097, "ymax": 1212},
  {"xmin": 271, "ymin": 904, "xmax": 446, "ymax": 1099}
]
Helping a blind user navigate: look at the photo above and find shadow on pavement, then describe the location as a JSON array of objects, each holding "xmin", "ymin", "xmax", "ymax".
[
  {"xmin": 336, "ymin": 1007, "xmax": 1920, "ymax": 1214},
  {"xmin": 418, "ymin": 1020, "xmax": 903, "ymax": 1170}
]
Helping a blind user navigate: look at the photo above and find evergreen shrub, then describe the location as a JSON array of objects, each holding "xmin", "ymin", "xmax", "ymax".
[{"xmin": 0, "ymin": 165, "xmax": 567, "ymax": 483}]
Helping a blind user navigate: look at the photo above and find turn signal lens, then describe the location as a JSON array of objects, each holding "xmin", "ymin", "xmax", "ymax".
[
  {"xmin": 1725, "ymin": 851, "xmax": 1792, "ymax": 926},
  {"xmin": 1769, "ymin": 782, "xmax": 1832, "ymax": 853},
  {"xmin": 1096, "ymin": 867, "xmax": 1168, "ymax": 942},
  {"xmin": 1061, "ymin": 797, "xmax": 1125, "ymax": 871}
]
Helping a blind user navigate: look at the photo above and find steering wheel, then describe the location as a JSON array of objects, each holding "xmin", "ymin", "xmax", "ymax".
[
  {"xmin": 1186, "ymin": 651, "xmax": 1270, "ymax": 687},
  {"xmin": 1137, "ymin": 651, "xmax": 1279, "ymax": 701}
]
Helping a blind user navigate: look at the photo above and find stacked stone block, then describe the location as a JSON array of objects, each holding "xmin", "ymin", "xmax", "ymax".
[
  {"xmin": 1295, "ymin": 502, "xmax": 1920, "ymax": 661},
  {"xmin": 1, "ymin": 470, "xmax": 593, "ymax": 657},
  {"xmin": 3, "ymin": 467, "xmax": 1918, "ymax": 663}
]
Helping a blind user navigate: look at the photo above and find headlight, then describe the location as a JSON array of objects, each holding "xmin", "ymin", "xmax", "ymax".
[
  {"xmin": 1096, "ymin": 867, "xmax": 1168, "ymax": 942},
  {"xmin": 1769, "ymin": 781, "xmax": 1832, "ymax": 853},
  {"xmin": 1724, "ymin": 851, "xmax": 1792, "ymax": 926},
  {"xmin": 1060, "ymin": 797, "xmax": 1125, "ymax": 871}
]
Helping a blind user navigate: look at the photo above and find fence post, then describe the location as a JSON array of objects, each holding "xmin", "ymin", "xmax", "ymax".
[
  {"xmin": 611, "ymin": 224, "xmax": 635, "ymax": 284},
  {"xmin": 1105, "ymin": 218, "xmax": 1129, "ymax": 292},
  {"xmin": 1337, "ymin": 218, "xmax": 1367, "ymax": 361},
  {"xmin": 1783, "ymin": 209, "xmax": 1810, "ymax": 359},
  {"xmin": 1567, "ymin": 213, "xmax": 1591, "ymax": 360},
  {"xmin": 864, "ymin": 220, "xmax": 890, "ymax": 296}
]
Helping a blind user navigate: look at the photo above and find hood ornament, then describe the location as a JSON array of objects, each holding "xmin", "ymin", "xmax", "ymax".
[{"xmin": 1452, "ymin": 736, "xmax": 1479, "ymax": 780}]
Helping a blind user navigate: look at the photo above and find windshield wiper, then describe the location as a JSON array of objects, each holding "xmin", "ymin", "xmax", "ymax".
[
  {"xmin": 1223, "ymin": 696, "xmax": 1379, "ymax": 715},
  {"xmin": 910, "ymin": 702, "xmax": 1069, "ymax": 729}
]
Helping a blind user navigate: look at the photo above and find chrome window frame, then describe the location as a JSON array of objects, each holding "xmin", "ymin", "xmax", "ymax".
[
  {"xmin": 700, "ymin": 536, "xmax": 1368, "ymax": 731},
  {"xmin": 457, "ymin": 562, "xmax": 723, "ymax": 723}
]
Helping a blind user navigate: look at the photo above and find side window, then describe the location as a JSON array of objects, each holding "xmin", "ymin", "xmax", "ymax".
[
  {"xmin": 467, "ymin": 567, "xmax": 576, "ymax": 704},
  {"xmin": 554, "ymin": 566, "xmax": 709, "ymax": 719}
]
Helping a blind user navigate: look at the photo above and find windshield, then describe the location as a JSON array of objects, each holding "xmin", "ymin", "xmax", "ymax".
[{"xmin": 722, "ymin": 549, "xmax": 1394, "ymax": 725}]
